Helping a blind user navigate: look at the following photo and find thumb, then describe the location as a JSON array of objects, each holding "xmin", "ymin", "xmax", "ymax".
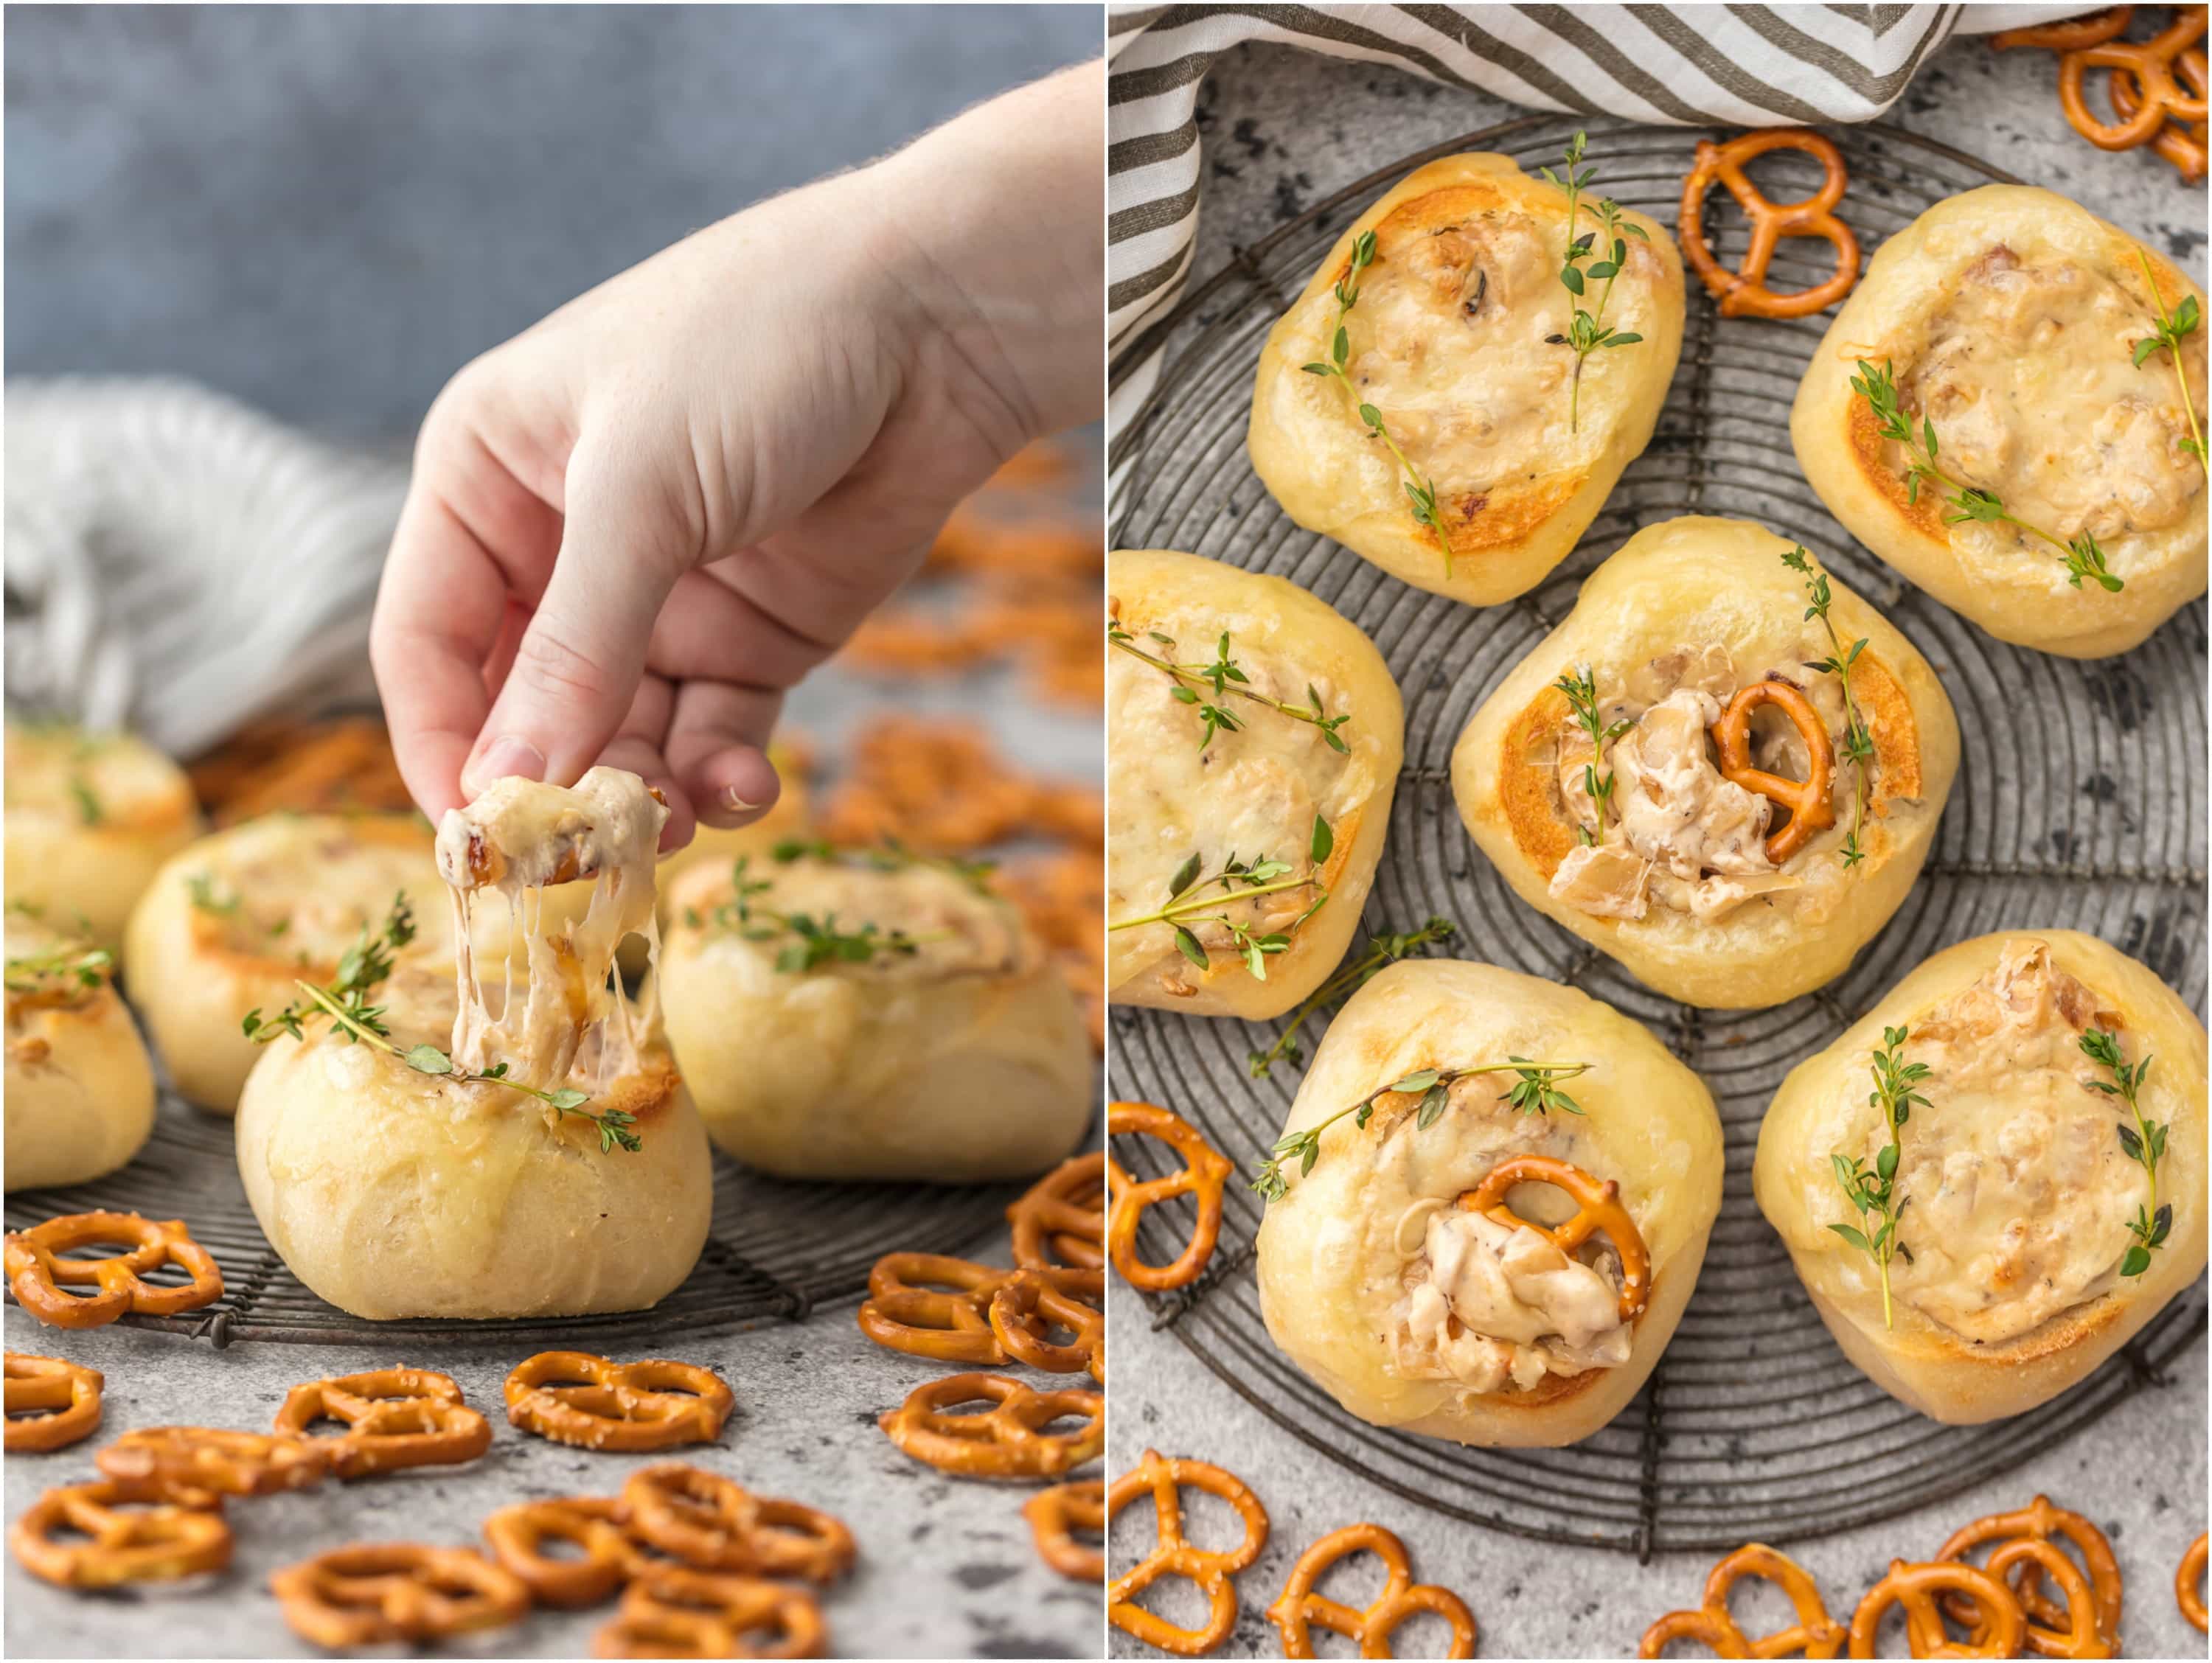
[{"xmin": 461, "ymin": 441, "xmax": 688, "ymax": 798}]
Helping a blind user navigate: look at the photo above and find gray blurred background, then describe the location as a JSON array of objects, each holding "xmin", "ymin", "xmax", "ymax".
[{"xmin": 5, "ymin": 2, "xmax": 1099, "ymax": 442}]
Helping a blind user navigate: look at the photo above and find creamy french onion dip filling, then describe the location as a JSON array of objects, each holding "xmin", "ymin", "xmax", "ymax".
[
  {"xmin": 1881, "ymin": 939, "xmax": 2142, "ymax": 1342},
  {"xmin": 1546, "ymin": 650, "xmax": 1851, "ymax": 923},
  {"xmin": 434, "ymin": 767, "xmax": 667, "ymax": 1091}
]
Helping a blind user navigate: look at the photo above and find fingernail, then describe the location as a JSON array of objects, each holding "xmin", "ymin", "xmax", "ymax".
[
  {"xmin": 462, "ymin": 736, "xmax": 546, "ymax": 798},
  {"xmin": 723, "ymin": 787, "xmax": 763, "ymax": 814}
]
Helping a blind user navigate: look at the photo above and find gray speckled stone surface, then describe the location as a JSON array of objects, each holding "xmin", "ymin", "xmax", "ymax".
[{"xmin": 1107, "ymin": 28, "xmax": 2209, "ymax": 1663}]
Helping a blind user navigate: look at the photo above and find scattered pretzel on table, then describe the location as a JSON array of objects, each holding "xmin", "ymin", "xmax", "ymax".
[
  {"xmin": 599, "ymin": 1562, "xmax": 827, "ymax": 1659},
  {"xmin": 272, "ymin": 1367, "xmax": 493, "ymax": 1479},
  {"xmin": 3, "ymin": 1210, "xmax": 224, "ymax": 1329},
  {"xmin": 2110, "ymin": 48, "xmax": 2209, "ymax": 181},
  {"xmin": 1107, "ymin": 1448, "xmax": 1270, "ymax": 1656},
  {"xmin": 10, "ymin": 1476, "xmax": 231, "ymax": 1589},
  {"xmin": 1680, "ymin": 129, "xmax": 1862, "ymax": 318},
  {"xmin": 622, "ymin": 1464, "xmax": 856, "ymax": 1583},
  {"xmin": 988, "ymin": 1271, "xmax": 1107, "ymax": 1382},
  {"xmin": 1848, "ymin": 1559, "xmax": 2028, "ymax": 1659},
  {"xmin": 1106, "ymin": 1101, "xmax": 1232, "ymax": 1292},
  {"xmin": 270, "ymin": 1542, "xmax": 529, "ymax": 1650},
  {"xmin": 483, "ymin": 1496, "xmax": 640, "ymax": 1608},
  {"xmin": 97, "ymin": 1426, "xmax": 327, "ymax": 1497},
  {"xmin": 856, "ymin": 1251, "xmax": 1103, "ymax": 1368},
  {"xmin": 1933, "ymin": 1495, "xmax": 2123, "ymax": 1656},
  {"xmin": 504, "ymin": 1350, "xmax": 734, "ymax": 1452},
  {"xmin": 1265, "ymin": 1521, "xmax": 1478, "ymax": 1659},
  {"xmin": 1023, "ymin": 1479, "xmax": 1105, "ymax": 1582},
  {"xmin": 1996, "ymin": 5, "xmax": 2211, "ymax": 180},
  {"xmin": 1638, "ymin": 1541, "xmax": 1846, "ymax": 1659},
  {"xmin": 2181, "ymin": 1532, "xmax": 2208, "ymax": 1633},
  {"xmin": 1955, "ymin": 1538, "xmax": 2111, "ymax": 1659},
  {"xmin": 1009, "ymin": 1150, "xmax": 1107, "ymax": 1272},
  {"xmin": 1460, "ymin": 1154, "xmax": 1652, "ymax": 1324},
  {"xmin": 1710, "ymin": 680, "xmax": 1840, "ymax": 863},
  {"xmin": 877, "ymin": 1372, "xmax": 1104, "ymax": 1479},
  {"xmin": 4, "ymin": 1352, "xmax": 103, "ymax": 1452}
]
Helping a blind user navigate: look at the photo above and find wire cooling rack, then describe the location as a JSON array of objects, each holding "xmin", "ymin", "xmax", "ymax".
[
  {"xmin": 2, "ymin": 1084, "xmax": 1024, "ymax": 1347},
  {"xmin": 1107, "ymin": 114, "xmax": 2209, "ymax": 1557}
]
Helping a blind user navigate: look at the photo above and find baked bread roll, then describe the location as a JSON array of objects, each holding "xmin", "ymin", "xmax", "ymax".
[
  {"xmin": 1108, "ymin": 548, "xmax": 1402, "ymax": 1019},
  {"xmin": 1248, "ymin": 152, "xmax": 1685, "ymax": 606},
  {"xmin": 1792, "ymin": 185, "xmax": 2206, "ymax": 658},
  {"xmin": 4, "ymin": 913, "xmax": 157, "ymax": 1192},
  {"xmin": 236, "ymin": 769, "xmax": 710, "ymax": 1319},
  {"xmin": 661, "ymin": 847, "xmax": 1091, "ymax": 1182},
  {"xmin": 1255, "ymin": 958, "xmax": 1722, "ymax": 1447},
  {"xmin": 124, "ymin": 814, "xmax": 453, "ymax": 1114},
  {"xmin": 1755, "ymin": 930, "xmax": 2207, "ymax": 1423},
  {"xmin": 4, "ymin": 723, "xmax": 201, "ymax": 959},
  {"xmin": 1451, "ymin": 517, "xmax": 1960, "ymax": 1008}
]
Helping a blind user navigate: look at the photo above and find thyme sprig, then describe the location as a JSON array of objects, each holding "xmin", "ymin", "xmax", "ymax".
[
  {"xmin": 2081, "ymin": 1026, "xmax": 2168, "ymax": 1278},
  {"xmin": 1783, "ymin": 547, "xmax": 1874, "ymax": 867},
  {"xmin": 1540, "ymin": 130, "xmax": 1648, "ymax": 435},
  {"xmin": 1829, "ymin": 1025, "xmax": 1929, "ymax": 1331},
  {"xmin": 1555, "ymin": 666, "xmax": 1635, "ymax": 846},
  {"xmin": 187, "ymin": 872, "xmax": 241, "ymax": 916},
  {"xmin": 242, "ymin": 893, "xmax": 639, "ymax": 1153},
  {"xmin": 1251, "ymin": 1056, "xmax": 1590, "ymax": 1201},
  {"xmin": 4, "ymin": 943, "xmax": 113, "ymax": 996},
  {"xmin": 69, "ymin": 778, "xmax": 101, "ymax": 826},
  {"xmin": 688, "ymin": 847, "xmax": 955, "ymax": 974},
  {"xmin": 1852, "ymin": 359, "xmax": 2124, "ymax": 593},
  {"xmin": 1298, "ymin": 227, "xmax": 1456, "ymax": 575},
  {"xmin": 1247, "ymin": 916, "xmax": 1456, "ymax": 1079},
  {"xmin": 1110, "ymin": 815, "xmax": 1333, "ymax": 980},
  {"xmin": 1107, "ymin": 624, "xmax": 1352, "ymax": 754},
  {"xmin": 2132, "ymin": 245, "xmax": 2206, "ymax": 478}
]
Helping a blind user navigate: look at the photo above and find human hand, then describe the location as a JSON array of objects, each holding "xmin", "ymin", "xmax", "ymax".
[{"xmin": 370, "ymin": 62, "xmax": 1102, "ymax": 848}]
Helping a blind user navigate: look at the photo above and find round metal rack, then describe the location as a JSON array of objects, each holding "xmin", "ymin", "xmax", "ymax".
[
  {"xmin": 3, "ymin": 1083, "xmax": 1022, "ymax": 1348},
  {"xmin": 1107, "ymin": 114, "xmax": 2208, "ymax": 1557}
]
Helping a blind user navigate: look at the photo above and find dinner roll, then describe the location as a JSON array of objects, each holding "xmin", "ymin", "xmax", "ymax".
[
  {"xmin": 1108, "ymin": 548, "xmax": 1402, "ymax": 1019},
  {"xmin": 1256, "ymin": 958, "xmax": 1722, "ymax": 1447},
  {"xmin": 4, "ymin": 912, "xmax": 157, "ymax": 1191},
  {"xmin": 660, "ymin": 847, "xmax": 1091, "ymax": 1182},
  {"xmin": 124, "ymin": 813, "xmax": 453, "ymax": 1114},
  {"xmin": 1755, "ymin": 930, "xmax": 2207, "ymax": 1423},
  {"xmin": 1453, "ymin": 517, "xmax": 1959, "ymax": 1008},
  {"xmin": 4, "ymin": 722, "xmax": 201, "ymax": 960},
  {"xmin": 1249, "ymin": 150, "xmax": 1685, "ymax": 605},
  {"xmin": 1792, "ymin": 185, "xmax": 2205, "ymax": 658}
]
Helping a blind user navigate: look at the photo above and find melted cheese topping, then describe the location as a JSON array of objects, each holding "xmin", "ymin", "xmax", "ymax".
[
  {"xmin": 4, "ymin": 914, "xmax": 110, "ymax": 1019},
  {"xmin": 1107, "ymin": 618, "xmax": 1352, "ymax": 991},
  {"xmin": 1397, "ymin": 1206, "xmax": 1632, "ymax": 1393},
  {"xmin": 1903, "ymin": 247, "xmax": 2205, "ymax": 548},
  {"xmin": 189, "ymin": 817, "xmax": 453, "ymax": 970},
  {"xmin": 691, "ymin": 857, "xmax": 1025, "ymax": 982},
  {"xmin": 4, "ymin": 724, "xmax": 193, "ymax": 832},
  {"xmin": 1885, "ymin": 939, "xmax": 2140, "ymax": 1342},
  {"xmin": 437, "ymin": 768, "xmax": 667, "ymax": 1090}
]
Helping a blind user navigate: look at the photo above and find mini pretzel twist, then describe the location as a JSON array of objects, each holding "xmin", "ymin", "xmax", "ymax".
[
  {"xmin": 1009, "ymin": 1151, "xmax": 1107, "ymax": 1271},
  {"xmin": 482, "ymin": 1496, "xmax": 639, "ymax": 1607},
  {"xmin": 598, "ymin": 1564, "xmax": 827, "ymax": 1659},
  {"xmin": 857, "ymin": 1252, "xmax": 1103, "ymax": 1367},
  {"xmin": 622, "ymin": 1464, "xmax": 856, "ymax": 1583},
  {"xmin": 2108, "ymin": 42, "xmax": 2209, "ymax": 181},
  {"xmin": 1848, "ymin": 1559, "xmax": 2025, "ymax": 1659},
  {"xmin": 3, "ymin": 1211, "xmax": 223, "ymax": 1329},
  {"xmin": 1933, "ymin": 1495, "xmax": 2122, "ymax": 1655},
  {"xmin": 1023, "ymin": 1479, "xmax": 1105, "ymax": 1582},
  {"xmin": 2054, "ymin": 7, "xmax": 2209, "ymax": 150},
  {"xmin": 1265, "ymin": 1521, "xmax": 1478, "ymax": 1659},
  {"xmin": 504, "ymin": 1351, "xmax": 734, "ymax": 1452},
  {"xmin": 271, "ymin": 1543, "xmax": 529, "ymax": 1649},
  {"xmin": 4, "ymin": 1353, "xmax": 104, "ymax": 1452},
  {"xmin": 1680, "ymin": 130, "xmax": 1861, "ymax": 318},
  {"xmin": 1710, "ymin": 680, "xmax": 1839, "ymax": 863},
  {"xmin": 1106, "ymin": 1101, "xmax": 1232, "ymax": 1291},
  {"xmin": 878, "ymin": 1372, "xmax": 1103, "ymax": 1479},
  {"xmin": 2180, "ymin": 1532, "xmax": 2208, "ymax": 1634},
  {"xmin": 1460, "ymin": 1154, "xmax": 1651, "ymax": 1325},
  {"xmin": 1961, "ymin": 1540, "xmax": 2110, "ymax": 1659},
  {"xmin": 97, "ymin": 1426, "xmax": 327, "ymax": 1497},
  {"xmin": 1639, "ymin": 1542, "xmax": 1846, "ymax": 1658},
  {"xmin": 10, "ymin": 1477, "xmax": 232, "ymax": 1588},
  {"xmin": 273, "ymin": 1367, "xmax": 493, "ymax": 1479},
  {"xmin": 1107, "ymin": 1449, "xmax": 1269, "ymax": 1656},
  {"xmin": 989, "ymin": 1271, "xmax": 1106, "ymax": 1383}
]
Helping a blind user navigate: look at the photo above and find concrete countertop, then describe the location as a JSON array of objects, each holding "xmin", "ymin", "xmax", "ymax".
[{"xmin": 1107, "ymin": 25, "xmax": 2208, "ymax": 1663}]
